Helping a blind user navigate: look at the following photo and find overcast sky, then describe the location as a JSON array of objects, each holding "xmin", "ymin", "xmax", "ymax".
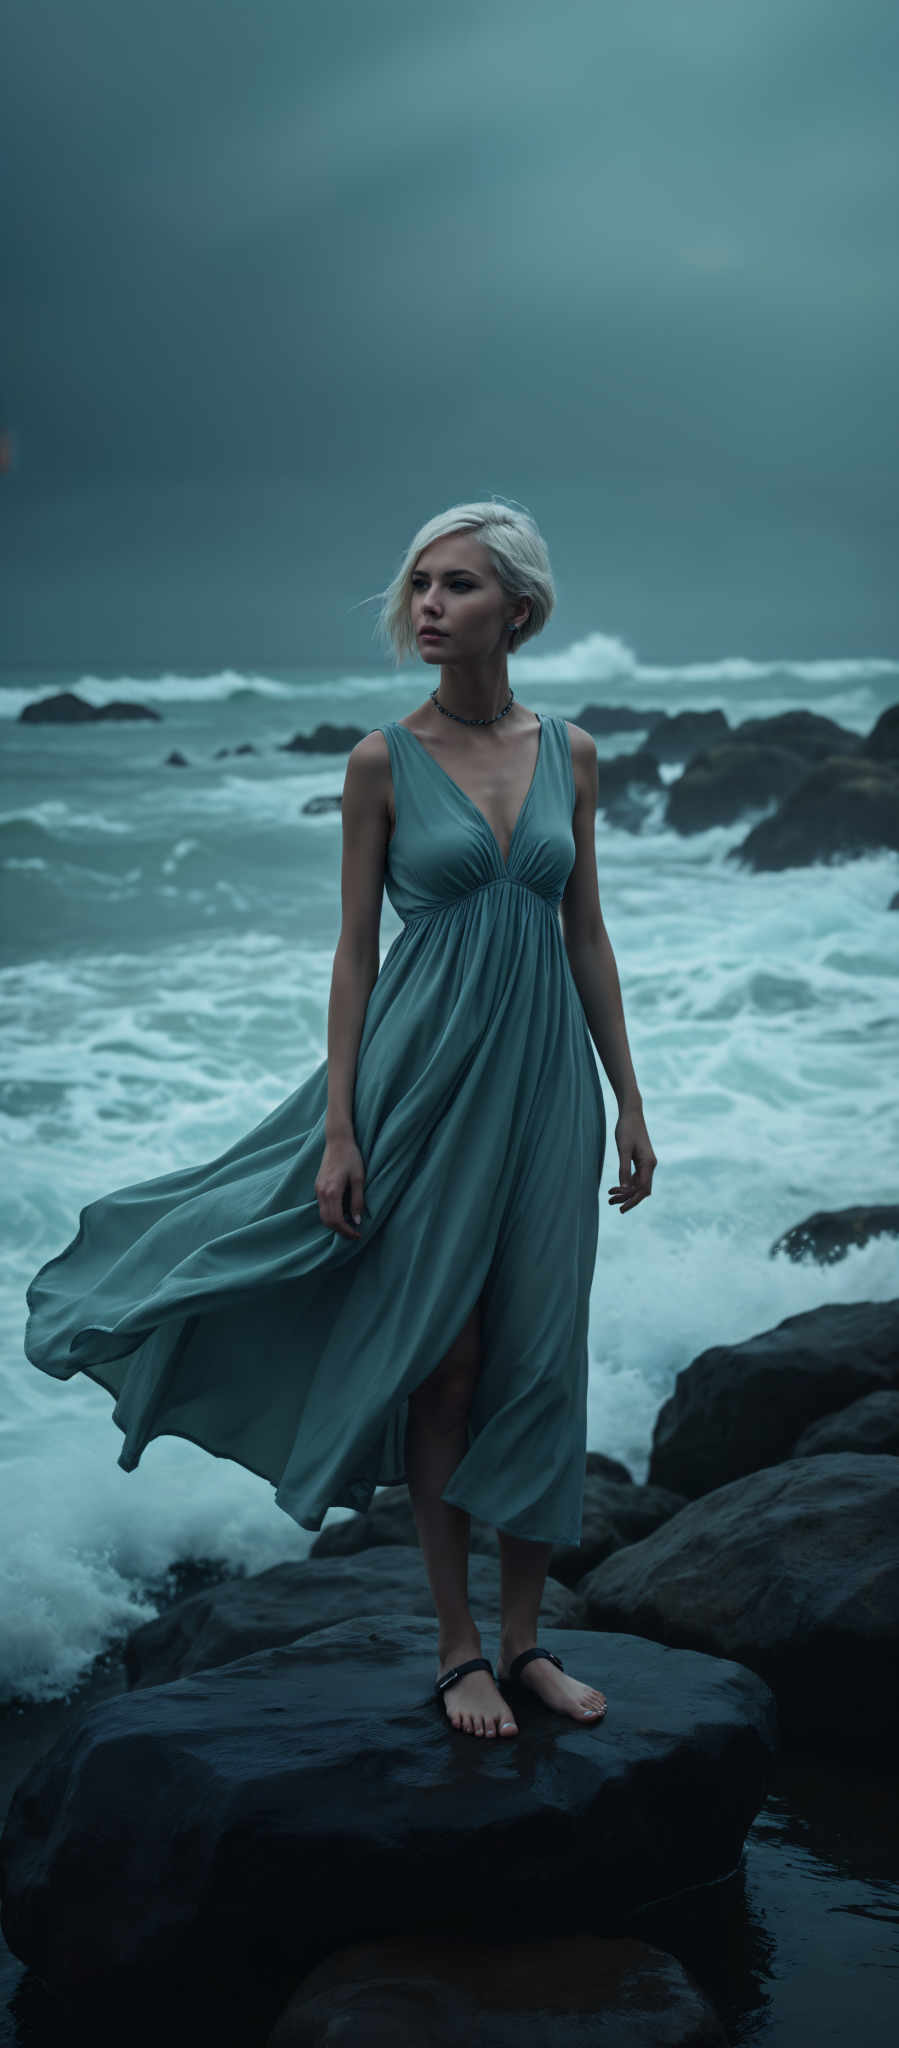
[{"xmin": 2, "ymin": 0, "xmax": 897, "ymax": 669}]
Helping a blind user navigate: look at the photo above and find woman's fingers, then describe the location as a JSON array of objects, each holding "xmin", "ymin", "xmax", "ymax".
[
  {"xmin": 607, "ymin": 1142, "xmax": 658, "ymax": 1211},
  {"xmin": 315, "ymin": 1176, "xmax": 363, "ymax": 1239}
]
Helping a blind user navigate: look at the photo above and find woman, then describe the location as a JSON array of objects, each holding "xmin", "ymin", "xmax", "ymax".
[{"xmin": 24, "ymin": 499, "xmax": 657, "ymax": 1741}]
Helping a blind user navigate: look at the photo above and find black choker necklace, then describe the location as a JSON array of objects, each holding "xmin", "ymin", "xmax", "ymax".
[{"xmin": 430, "ymin": 687, "xmax": 515, "ymax": 727}]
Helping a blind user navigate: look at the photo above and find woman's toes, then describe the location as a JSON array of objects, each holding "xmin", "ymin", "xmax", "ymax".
[{"xmin": 499, "ymin": 1718, "xmax": 518, "ymax": 1738}]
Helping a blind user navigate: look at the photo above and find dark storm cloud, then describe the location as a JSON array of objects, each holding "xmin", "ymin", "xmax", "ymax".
[{"xmin": 2, "ymin": 0, "xmax": 897, "ymax": 663}]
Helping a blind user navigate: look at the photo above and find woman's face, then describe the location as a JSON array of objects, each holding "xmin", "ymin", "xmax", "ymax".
[{"xmin": 410, "ymin": 532, "xmax": 521, "ymax": 662}]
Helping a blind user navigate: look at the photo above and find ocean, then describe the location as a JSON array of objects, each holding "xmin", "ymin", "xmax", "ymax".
[{"xmin": 2, "ymin": 634, "xmax": 898, "ymax": 1707}]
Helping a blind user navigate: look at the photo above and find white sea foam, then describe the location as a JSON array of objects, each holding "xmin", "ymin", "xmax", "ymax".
[{"xmin": 1, "ymin": 636, "xmax": 896, "ymax": 719}]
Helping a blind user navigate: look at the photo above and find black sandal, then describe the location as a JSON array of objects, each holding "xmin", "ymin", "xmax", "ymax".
[
  {"xmin": 435, "ymin": 1655, "xmax": 496, "ymax": 1701},
  {"xmin": 499, "ymin": 1647, "xmax": 565, "ymax": 1686}
]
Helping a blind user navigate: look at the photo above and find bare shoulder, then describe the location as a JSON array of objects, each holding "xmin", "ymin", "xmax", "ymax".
[
  {"xmin": 345, "ymin": 727, "xmax": 391, "ymax": 784},
  {"xmin": 341, "ymin": 727, "xmax": 393, "ymax": 819}
]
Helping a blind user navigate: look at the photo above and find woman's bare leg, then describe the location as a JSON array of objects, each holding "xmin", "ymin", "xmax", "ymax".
[
  {"xmin": 498, "ymin": 1531, "xmax": 607, "ymax": 1721},
  {"xmin": 405, "ymin": 1300, "xmax": 517, "ymax": 1739}
]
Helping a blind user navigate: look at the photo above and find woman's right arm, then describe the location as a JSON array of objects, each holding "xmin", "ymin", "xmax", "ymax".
[{"xmin": 315, "ymin": 731, "xmax": 392, "ymax": 1242}]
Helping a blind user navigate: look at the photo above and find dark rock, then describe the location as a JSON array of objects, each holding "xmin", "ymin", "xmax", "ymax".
[
  {"xmin": 301, "ymin": 794, "xmax": 343, "ymax": 815},
  {"xmin": 585, "ymin": 1449, "xmax": 634, "ymax": 1484},
  {"xmin": 648, "ymin": 1298, "xmax": 899, "ymax": 1498},
  {"xmin": 862, "ymin": 703, "xmax": 899, "ymax": 761},
  {"xmin": 18, "ymin": 690, "xmax": 161, "ymax": 724},
  {"xmin": 569, "ymin": 1454, "xmax": 899, "ymax": 1749},
  {"xmin": 729, "ymin": 709, "xmax": 862, "ymax": 764},
  {"xmin": 93, "ymin": 700, "xmax": 162, "ymax": 722},
  {"xmin": 309, "ymin": 1484, "xmax": 491, "ymax": 1559},
  {"xmin": 0, "ymin": 1618, "xmax": 776, "ymax": 2016},
  {"xmin": 665, "ymin": 743, "xmax": 806, "ymax": 833},
  {"xmin": 164, "ymin": 749, "xmax": 190, "ymax": 766},
  {"xmin": 604, "ymin": 790, "xmax": 657, "ymax": 833},
  {"xmin": 279, "ymin": 724, "xmax": 366, "ymax": 754},
  {"xmin": 770, "ymin": 1203, "xmax": 899, "ymax": 1264},
  {"xmin": 571, "ymin": 704, "xmax": 668, "ymax": 736},
  {"xmin": 123, "ymin": 1546, "xmax": 577, "ymax": 1689},
  {"xmin": 269, "ymin": 1932, "xmax": 728, "ymax": 2046},
  {"xmin": 791, "ymin": 1389, "xmax": 899, "ymax": 1458},
  {"xmin": 311, "ymin": 1463, "xmax": 640, "ymax": 1577},
  {"xmin": 889, "ymin": 890, "xmax": 899, "ymax": 910},
  {"xmin": 214, "ymin": 746, "xmax": 231, "ymax": 756},
  {"xmin": 729, "ymin": 754, "xmax": 899, "ymax": 870},
  {"xmin": 234, "ymin": 742, "xmax": 257, "ymax": 754},
  {"xmin": 642, "ymin": 709, "xmax": 731, "ymax": 764},
  {"xmin": 594, "ymin": 749, "xmax": 663, "ymax": 806},
  {"xmin": 548, "ymin": 1479, "xmax": 687, "ymax": 1589}
]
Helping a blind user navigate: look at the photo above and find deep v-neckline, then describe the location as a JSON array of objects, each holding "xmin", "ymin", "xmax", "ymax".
[{"xmin": 395, "ymin": 714, "xmax": 544, "ymax": 872}]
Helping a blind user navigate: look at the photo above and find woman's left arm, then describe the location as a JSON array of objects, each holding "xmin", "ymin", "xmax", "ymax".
[{"xmin": 559, "ymin": 723, "xmax": 658, "ymax": 1214}]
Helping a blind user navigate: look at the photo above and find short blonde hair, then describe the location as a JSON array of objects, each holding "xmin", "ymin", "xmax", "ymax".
[{"xmin": 370, "ymin": 497, "xmax": 555, "ymax": 664}]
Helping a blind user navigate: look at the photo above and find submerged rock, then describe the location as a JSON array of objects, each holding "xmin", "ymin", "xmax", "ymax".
[
  {"xmin": 301, "ymin": 793, "xmax": 342, "ymax": 814},
  {"xmin": 122, "ymin": 1546, "xmax": 578, "ymax": 1689},
  {"xmin": 570, "ymin": 1454, "xmax": 899, "ymax": 1749},
  {"xmin": 0, "ymin": 1618, "xmax": 776, "ymax": 2020},
  {"xmin": 18, "ymin": 690, "xmax": 161, "ymax": 723},
  {"xmin": 269, "ymin": 1931, "xmax": 729, "ymax": 2046},
  {"xmin": 279, "ymin": 724, "xmax": 365, "ymax": 754},
  {"xmin": 648, "ymin": 1298, "xmax": 899, "ymax": 1497}
]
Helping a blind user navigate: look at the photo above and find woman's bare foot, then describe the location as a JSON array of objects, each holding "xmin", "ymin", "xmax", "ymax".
[
  {"xmin": 437, "ymin": 1646, "xmax": 519, "ymax": 1738},
  {"xmin": 498, "ymin": 1643, "xmax": 607, "ymax": 1722}
]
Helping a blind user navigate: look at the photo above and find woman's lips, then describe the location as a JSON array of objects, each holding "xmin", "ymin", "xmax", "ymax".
[{"xmin": 419, "ymin": 629, "xmax": 446, "ymax": 638}]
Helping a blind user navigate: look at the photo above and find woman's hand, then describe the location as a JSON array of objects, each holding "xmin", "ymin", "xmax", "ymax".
[
  {"xmin": 315, "ymin": 1133, "xmax": 367, "ymax": 1241},
  {"xmin": 608, "ymin": 1106, "xmax": 657, "ymax": 1214}
]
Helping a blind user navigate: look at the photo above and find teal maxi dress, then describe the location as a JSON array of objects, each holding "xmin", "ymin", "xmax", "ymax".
[{"xmin": 24, "ymin": 713, "xmax": 606, "ymax": 1546}]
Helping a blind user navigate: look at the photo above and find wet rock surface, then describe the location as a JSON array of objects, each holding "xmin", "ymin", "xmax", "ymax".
[
  {"xmin": 122, "ymin": 1545, "xmax": 578, "ymax": 1689},
  {"xmin": 0, "ymin": 1619, "xmax": 775, "ymax": 2020},
  {"xmin": 268, "ymin": 1932, "xmax": 729, "ymax": 2046},
  {"xmin": 570, "ymin": 1453, "xmax": 899, "ymax": 1748}
]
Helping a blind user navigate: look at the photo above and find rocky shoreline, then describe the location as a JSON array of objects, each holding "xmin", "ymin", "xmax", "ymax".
[
  {"xmin": 0, "ymin": 1202, "xmax": 896, "ymax": 2043},
  {"xmin": 18, "ymin": 690, "xmax": 899, "ymax": 880}
]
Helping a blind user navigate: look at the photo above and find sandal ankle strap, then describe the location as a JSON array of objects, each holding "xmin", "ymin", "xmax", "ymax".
[
  {"xmin": 436, "ymin": 1655, "xmax": 494, "ymax": 1697},
  {"xmin": 507, "ymin": 1647, "xmax": 564, "ymax": 1685}
]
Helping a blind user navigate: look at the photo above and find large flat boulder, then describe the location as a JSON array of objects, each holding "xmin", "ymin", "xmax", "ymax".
[
  {"xmin": 123, "ymin": 1546, "xmax": 578, "ymax": 1689},
  {"xmin": 269, "ymin": 1932, "xmax": 729, "ymax": 2046},
  {"xmin": 648, "ymin": 1298, "xmax": 899, "ymax": 1497},
  {"xmin": 569, "ymin": 1454, "xmax": 899, "ymax": 1749},
  {"xmin": 0, "ymin": 1619, "xmax": 776, "ymax": 2025}
]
